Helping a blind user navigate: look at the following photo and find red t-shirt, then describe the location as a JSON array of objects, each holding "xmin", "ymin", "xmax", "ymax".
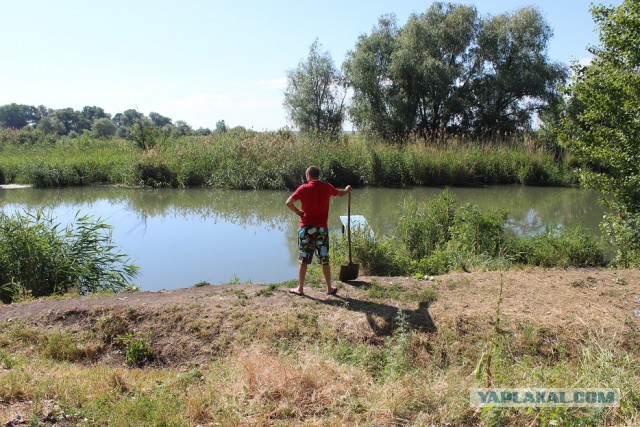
[{"xmin": 291, "ymin": 180, "xmax": 340, "ymax": 227}]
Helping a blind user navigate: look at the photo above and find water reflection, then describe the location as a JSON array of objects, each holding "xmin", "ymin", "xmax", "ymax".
[{"xmin": 0, "ymin": 186, "xmax": 604, "ymax": 290}]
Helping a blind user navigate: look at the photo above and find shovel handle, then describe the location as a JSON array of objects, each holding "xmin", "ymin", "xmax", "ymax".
[{"xmin": 347, "ymin": 191, "xmax": 352, "ymax": 264}]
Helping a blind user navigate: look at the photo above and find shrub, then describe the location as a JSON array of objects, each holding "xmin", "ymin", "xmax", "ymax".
[
  {"xmin": 396, "ymin": 191, "xmax": 456, "ymax": 259},
  {"xmin": 448, "ymin": 204, "xmax": 508, "ymax": 257},
  {"xmin": 0, "ymin": 210, "xmax": 139, "ymax": 303},
  {"xmin": 122, "ymin": 333, "xmax": 154, "ymax": 367},
  {"xmin": 339, "ymin": 190, "xmax": 608, "ymax": 276},
  {"xmin": 504, "ymin": 226, "xmax": 607, "ymax": 268}
]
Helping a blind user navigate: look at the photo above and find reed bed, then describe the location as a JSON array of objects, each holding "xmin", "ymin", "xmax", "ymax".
[{"xmin": 0, "ymin": 129, "xmax": 576, "ymax": 189}]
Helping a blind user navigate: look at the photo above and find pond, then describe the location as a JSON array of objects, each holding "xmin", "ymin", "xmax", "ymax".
[{"xmin": 0, "ymin": 185, "xmax": 604, "ymax": 291}]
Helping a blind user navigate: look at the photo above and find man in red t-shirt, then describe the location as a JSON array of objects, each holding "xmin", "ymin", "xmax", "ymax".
[{"xmin": 285, "ymin": 166, "xmax": 352, "ymax": 296}]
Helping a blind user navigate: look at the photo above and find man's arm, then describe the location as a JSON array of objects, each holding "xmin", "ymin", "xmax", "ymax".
[
  {"xmin": 285, "ymin": 196, "xmax": 304, "ymax": 217},
  {"xmin": 336, "ymin": 185, "xmax": 353, "ymax": 197}
]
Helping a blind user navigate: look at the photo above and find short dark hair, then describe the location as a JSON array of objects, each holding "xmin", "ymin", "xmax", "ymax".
[{"xmin": 306, "ymin": 166, "xmax": 320, "ymax": 179}]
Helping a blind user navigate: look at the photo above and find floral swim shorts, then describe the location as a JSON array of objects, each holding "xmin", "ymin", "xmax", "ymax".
[{"xmin": 298, "ymin": 226, "xmax": 330, "ymax": 265}]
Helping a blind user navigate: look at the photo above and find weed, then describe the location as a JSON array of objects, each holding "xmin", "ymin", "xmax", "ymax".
[
  {"xmin": 0, "ymin": 349, "xmax": 15, "ymax": 369},
  {"xmin": 121, "ymin": 333, "xmax": 154, "ymax": 367},
  {"xmin": 94, "ymin": 313, "xmax": 130, "ymax": 344},
  {"xmin": 193, "ymin": 281, "xmax": 210, "ymax": 288},
  {"xmin": 223, "ymin": 289, "xmax": 248, "ymax": 306},
  {"xmin": 39, "ymin": 331, "xmax": 89, "ymax": 362},
  {"xmin": 256, "ymin": 283, "xmax": 279, "ymax": 297}
]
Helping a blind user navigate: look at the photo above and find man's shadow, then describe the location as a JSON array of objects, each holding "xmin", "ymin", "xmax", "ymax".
[{"xmin": 306, "ymin": 280, "xmax": 437, "ymax": 336}]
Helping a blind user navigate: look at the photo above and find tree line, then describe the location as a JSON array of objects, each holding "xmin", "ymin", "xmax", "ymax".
[
  {"xmin": 0, "ymin": 103, "xmax": 242, "ymax": 142},
  {"xmin": 284, "ymin": 3, "xmax": 567, "ymax": 142}
]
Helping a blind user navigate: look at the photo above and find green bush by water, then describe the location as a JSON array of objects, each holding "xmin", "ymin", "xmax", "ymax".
[
  {"xmin": 0, "ymin": 210, "xmax": 139, "ymax": 303},
  {"xmin": 331, "ymin": 190, "xmax": 608, "ymax": 276}
]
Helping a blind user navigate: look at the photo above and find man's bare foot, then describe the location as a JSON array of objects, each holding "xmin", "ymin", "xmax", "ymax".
[
  {"xmin": 289, "ymin": 288, "xmax": 304, "ymax": 296},
  {"xmin": 327, "ymin": 287, "xmax": 338, "ymax": 295}
]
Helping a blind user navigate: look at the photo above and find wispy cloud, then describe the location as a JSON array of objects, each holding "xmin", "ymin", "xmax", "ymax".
[{"xmin": 255, "ymin": 77, "xmax": 287, "ymax": 90}]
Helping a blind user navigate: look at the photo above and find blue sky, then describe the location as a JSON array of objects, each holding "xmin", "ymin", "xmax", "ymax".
[{"xmin": 0, "ymin": 1, "xmax": 621, "ymax": 131}]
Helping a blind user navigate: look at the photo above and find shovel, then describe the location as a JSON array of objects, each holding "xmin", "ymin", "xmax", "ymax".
[{"xmin": 339, "ymin": 191, "xmax": 359, "ymax": 282}]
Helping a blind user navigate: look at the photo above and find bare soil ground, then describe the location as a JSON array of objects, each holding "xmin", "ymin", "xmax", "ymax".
[{"xmin": 1, "ymin": 267, "xmax": 639, "ymax": 367}]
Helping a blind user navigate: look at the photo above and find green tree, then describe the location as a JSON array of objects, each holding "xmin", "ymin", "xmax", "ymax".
[
  {"xmin": 283, "ymin": 39, "xmax": 346, "ymax": 134},
  {"xmin": 50, "ymin": 108, "xmax": 82, "ymax": 135},
  {"xmin": 149, "ymin": 112, "xmax": 172, "ymax": 127},
  {"xmin": 116, "ymin": 109, "xmax": 156, "ymax": 150},
  {"xmin": 174, "ymin": 120, "xmax": 192, "ymax": 136},
  {"xmin": 0, "ymin": 103, "xmax": 39, "ymax": 129},
  {"xmin": 92, "ymin": 118, "xmax": 117, "ymax": 139},
  {"xmin": 343, "ymin": 16, "xmax": 402, "ymax": 141},
  {"xmin": 344, "ymin": 4, "xmax": 565, "ymax": 142},
  {"xmin": 392, "ymin": 4, "xmax": 479, "ymax": 141},
  {"xmin": 470, "ymin": 7, "xmax": 567, "ymax": 138},
  {"xmin": 36, "ymin": 116, "xmax": 66, "ymax": 135},
  {"xmin": 81, "ymin": 105, "xmax": 108, "ymax": 121},
  {"xmin": 560, "ymin": 0, "xmax": 640, "ymax": 266},
  {"xmin": 215, "ymin": 120, "xmax": 228, "ymax": 133}
]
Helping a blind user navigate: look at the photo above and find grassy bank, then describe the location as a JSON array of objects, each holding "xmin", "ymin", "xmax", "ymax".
[
  {"xmin": 0, "ymin": 269, "xmax": 638, "ymax": 426},
  {"xmin": 0, "ymin": 130, "xmax": 577, "ymax": 189}
]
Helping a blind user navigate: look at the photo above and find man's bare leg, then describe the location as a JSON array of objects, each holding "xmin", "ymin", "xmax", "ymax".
[
  {"xmin": 323, "ymin": 264, "xmax": 337, "ymax": 294},
  {"xmin": 289, "ymin": 263, "xmax": 307, "ymax": 295}
]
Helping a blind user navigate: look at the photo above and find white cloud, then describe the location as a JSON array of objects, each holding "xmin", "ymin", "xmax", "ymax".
[{"xmin": 254, "ymin": 77, "xmax": 287, "ymax": 90}]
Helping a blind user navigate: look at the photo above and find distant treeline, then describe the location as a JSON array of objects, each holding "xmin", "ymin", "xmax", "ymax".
[{"xmin": 0, "ymin": 103, "xmax": 243, "ymax": 140}]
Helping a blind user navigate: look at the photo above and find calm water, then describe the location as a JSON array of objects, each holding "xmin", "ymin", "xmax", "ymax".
[{"xmin": 0, "ymin": 186, "xmax": 604, "ymax": 291}]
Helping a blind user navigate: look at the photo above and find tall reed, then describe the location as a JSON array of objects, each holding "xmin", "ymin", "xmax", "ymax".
[
  {"xmin": 0, "ymin": 210, "xmax": 138, "ymax": 302},
  {"xmin": 0, "ymin": 129, "xmax": 576, "ymax": 189}
]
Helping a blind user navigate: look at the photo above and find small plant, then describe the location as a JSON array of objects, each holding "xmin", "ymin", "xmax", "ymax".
[
  {"xmin": 0, "ymin": 349, "xmax": 15, "ymax": 369},
  {"xmin": 40, "ymin": 330, "xmax": 87, "ymax": 362},
  {"xmin": 474, "ymin": 269, "xmax": 506, "ymax": 387},
  {"xmin": 381, "ymin": 307, "xmax": 413, "ymax": 379},
  {"xmin": 193, "ymin": 281, "xmax": 210, "ymax": 288},
  {"xmin": 256, "ymin": 283, "xmax": 278, "ymax": 297},
  {"xmin": 95, "ymin": 314, "xmax": 130, "ymax": 344},
  {"xmin": 122, "ymin": 333, "xmax": 154, "ymax": 367}
]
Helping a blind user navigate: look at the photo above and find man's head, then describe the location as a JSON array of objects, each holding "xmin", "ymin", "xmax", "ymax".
[{"xmin": 306, "ymin": 166, "xmax": 320, "ymax": 181}]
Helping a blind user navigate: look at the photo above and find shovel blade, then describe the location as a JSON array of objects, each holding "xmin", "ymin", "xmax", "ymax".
[{"xmin": 339, "ymin": 263, "xmax": 360, "ymax": 282}]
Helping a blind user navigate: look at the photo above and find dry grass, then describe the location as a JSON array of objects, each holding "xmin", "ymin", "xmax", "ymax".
[{"xmin": 1, "ymin": 269, "xmax": 639, "ymax": 425}]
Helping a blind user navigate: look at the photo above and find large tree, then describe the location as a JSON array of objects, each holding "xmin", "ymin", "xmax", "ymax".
[
  {"xmin": 343, "ymin": 4, "xmax": 565, "ymax": 142},
  {"xmin": 343, "ymin": 16, "xmax": 403, "ymax": 141},
  {"xmin": 469, "ymin": 7, "xmax": 567, "ymax": 138},
  {"xmin": 394, "ymin": 4, "xmax": 479, "ymax": 140},
  {"xmin": 0, "ymin": 103, "xmax": 39, "ymax": 129},
  {"xmin": 283, "ymin": 39, "xmax": 346, "ymax": 134},
  {"xmin": 560, "ymin": 0, "xmax": 640, "ymax": 266}
]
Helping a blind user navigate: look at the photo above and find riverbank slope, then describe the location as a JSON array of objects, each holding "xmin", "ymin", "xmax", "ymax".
[{"xmin": 1, "ymin": 268, "xmax": 639, "ymax": 425}]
